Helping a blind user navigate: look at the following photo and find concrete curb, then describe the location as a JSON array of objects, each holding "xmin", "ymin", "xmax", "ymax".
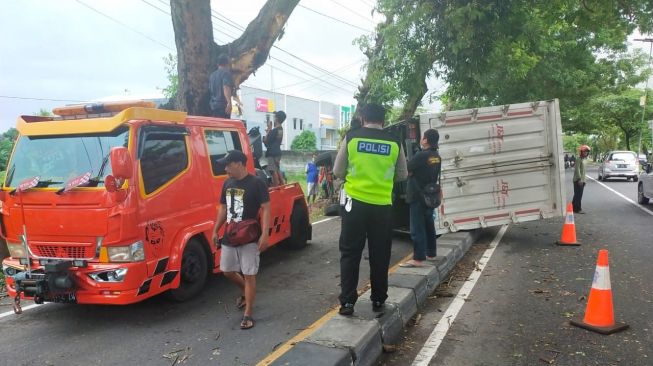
[{"xmin": 270, "ymin": 229, "xmax": 481, "ymax": 366}]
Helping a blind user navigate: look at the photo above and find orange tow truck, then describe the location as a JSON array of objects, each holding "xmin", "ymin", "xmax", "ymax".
[{"xmin": 1, "ymin": 101, "xmax": 311, "ymax": 312}]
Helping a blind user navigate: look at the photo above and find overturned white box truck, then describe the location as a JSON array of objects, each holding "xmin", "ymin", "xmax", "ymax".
[{"xmin": 389, "ymin": 99, "xmax": 566, "ymax": 234}]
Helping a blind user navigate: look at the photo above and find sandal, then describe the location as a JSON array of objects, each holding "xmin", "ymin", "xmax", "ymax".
[
  {"xmin": 399, "ymin": 260, "xmax": 425, "ymax": 268},
  {"xmin": 240, "ymin": 315, "xmax": 255, "ymax": 330},
  {"xmin": 236, "ymin": 295, "xmax": 246, "ymax": 310}
]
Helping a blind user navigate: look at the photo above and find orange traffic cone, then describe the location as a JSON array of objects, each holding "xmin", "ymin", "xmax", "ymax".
[
  {"xmin": 556, "ymin": 203, "xmax": 579, "ymax": 246},
  {"xmin": 570, "ymin": 249, "xmax": 629, "ymax": 335}
]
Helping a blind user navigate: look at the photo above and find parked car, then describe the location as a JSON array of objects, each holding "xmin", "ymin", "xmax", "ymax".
[
  {"xmin": 639, "ymin": 154, "xmax": 648, "ymax": 166},
  {"xmin": 638, "ymin": 163, "xmax": 653, "ymax": 204},
  {"xmin": 597, "ymin": 150, "xmax": 639, "ymax": 182}
]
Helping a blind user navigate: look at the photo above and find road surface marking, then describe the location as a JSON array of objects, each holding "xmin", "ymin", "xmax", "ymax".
[
  {"xmin": 312, "ymin": 216, "xmax": 338, "ymax": 225},
  {"xmin": 0, "ymin": 303, "xmax": 43, "ymax": 319},
  {"xmin": 0, "ymin": 216, "xmax": 340, "ymax": 318},
  {"xmin": 411, "ymin": 225, "xmax": 509, "ymax": 366},
  {"xmin": 586, "ymin": 175, "xmax": 653, "ymax": 217},
  {"xmin": 257, "ymin": 252, "xmax": 414, "ymax": 366}
]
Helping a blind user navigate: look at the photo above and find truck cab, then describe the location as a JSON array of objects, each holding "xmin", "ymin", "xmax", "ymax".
[{"xmin": 1, "ymin": 101, "xmax": 310, "ymax": 311}]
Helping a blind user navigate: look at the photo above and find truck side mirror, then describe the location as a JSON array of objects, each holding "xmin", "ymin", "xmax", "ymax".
[{"xmin": 110, "ymin": 147, "xmax": 133, "ymax": 180}]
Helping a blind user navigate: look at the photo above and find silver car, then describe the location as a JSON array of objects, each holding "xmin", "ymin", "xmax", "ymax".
[
  {"xmin": 598, "ymin": 150, "xmax": 639, "ymax": 182},
  {"xmin": 638, "ymin": 163, "xmax": 653, "ymax": 204}
]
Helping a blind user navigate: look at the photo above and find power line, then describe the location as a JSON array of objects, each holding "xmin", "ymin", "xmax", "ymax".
[
  {"xmin": 278, "ymin": 59, "xmax": 364, "ymax": 90},
  {"xmin": 297, "ymin": 4, "xmax": 373, "ymax": 33},
  {"xmin": 153, "ymin": 0, "xmax": 360, "ymax": 91},
  {"xmin": 75, "ymin": 0, "xmax": 174, "ymax": 51},
  {"xmin": 206, "ymin": 8, "xmax": 360, "ymax": 88},
  {"xmin": 329, "ymin": 0, "xmax": 376, "ymax": 25},
  {"xmin": 356, "ymin": 0, "xmax": 375, "ymax": 8},
  {"xmin": 146, "ymin": 0, "xmax": 359, "ymax": 93}
]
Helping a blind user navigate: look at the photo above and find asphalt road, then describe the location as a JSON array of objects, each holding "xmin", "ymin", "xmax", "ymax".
[
  {"xmin": 0, "ymin": 217, "xmax": 414, "ymax": 366},
  {"xmin": 379, "ymin": 166, "xmax": 653, "ymax": 366}
]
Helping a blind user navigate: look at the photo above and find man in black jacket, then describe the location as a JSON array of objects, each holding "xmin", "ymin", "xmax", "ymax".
[{"xmin": 400, "ymin": 129, "xmax": 441, "ymax": 268}]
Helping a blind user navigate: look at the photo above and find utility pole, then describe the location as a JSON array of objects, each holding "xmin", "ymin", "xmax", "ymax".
[{"xmin": 635, "ymin": 37, "xmax": 653, "ymax": 157}]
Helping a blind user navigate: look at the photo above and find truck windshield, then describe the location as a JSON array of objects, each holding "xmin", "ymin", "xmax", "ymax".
[{"xmin": 4, "ymin": 126, "xmax": 130, "ymax": 189}]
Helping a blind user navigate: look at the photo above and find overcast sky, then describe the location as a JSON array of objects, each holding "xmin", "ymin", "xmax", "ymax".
[
  {"xmin": 0, "ymin": 1, "xmax": 650, "ymax": 133},
  {"xmin": 0, "ymin": 0, "xmax": 383, "ymax": 131}
]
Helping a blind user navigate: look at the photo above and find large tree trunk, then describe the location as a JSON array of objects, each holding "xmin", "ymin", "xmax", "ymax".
[{"xmin": 171, "ymin": 0, "xmax": 299, "ymax": 115}]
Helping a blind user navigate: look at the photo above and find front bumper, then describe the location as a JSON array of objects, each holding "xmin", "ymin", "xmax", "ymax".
[{"xmin": 3, "ymin": 258, "xmax": 154, "ymax": 305}]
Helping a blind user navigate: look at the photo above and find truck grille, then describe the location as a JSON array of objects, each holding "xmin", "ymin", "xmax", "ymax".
[{"xmin": 32, "ymin": 244, "xmax": 94, "ymax": 259}]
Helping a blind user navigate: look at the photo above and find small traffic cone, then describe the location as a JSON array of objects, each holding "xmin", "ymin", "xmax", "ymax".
[
  {"xmin": 570, "ymin": 249, "xmax": 629, "ymax": 335},
  {"xmin": 556, "ymin": 203, "xmax": 579, "ymax": 246}
]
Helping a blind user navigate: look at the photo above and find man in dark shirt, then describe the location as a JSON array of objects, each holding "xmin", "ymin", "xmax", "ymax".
[
  {"xmin": 209, "ymin": 54, "xmax": 234, "ymax": 118},
  {"xmin": 263, "ymin": 111, "xmax": 286, "ymax": 186},
  {"xmin": 213, "ymin": 150, "xmax": 270, "ymax": 329},
  {"xmin": 400, "ymin": 129, "xmax": 441, "ymax": 268}
]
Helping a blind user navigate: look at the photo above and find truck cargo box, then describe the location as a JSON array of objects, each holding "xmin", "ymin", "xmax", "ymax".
[{"xmin": 392, "ymin": 100, "xmax": 565, "ymax": 234}]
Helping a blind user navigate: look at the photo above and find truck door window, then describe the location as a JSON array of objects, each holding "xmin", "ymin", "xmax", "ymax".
[
  {"xmin": 138, "ymin": 126, "xmax": 189, "ymax": 194},
  {"xmin": 203, "ymin": 130, "xmax": 242, "ymax": 175}
]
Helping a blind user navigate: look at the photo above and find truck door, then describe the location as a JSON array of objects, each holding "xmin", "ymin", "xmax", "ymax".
[{"xmin": 136, "ymin": 125, "xmax": 207, "ymax": 279}]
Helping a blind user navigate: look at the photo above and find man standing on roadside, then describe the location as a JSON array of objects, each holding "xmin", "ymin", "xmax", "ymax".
[
  {"xmin": 400, "ymin": 129, "xmax": 441, "ymax": 268},
  {"xmin": 209, "ymin": 54, "xmax": 234, "ymax": 118},
  {"xmin": 213, "ymin": 150, "xmax": 270, "ymax": 330},
  {"xmin": 305, "ymin": 153, "xmax": 319, "ymax": 204},
  {"xmin": 263, "ymin": 111, "xmax": 286, "ymax": 186},
  {"xmin": 333, "ymin": 103, "xmax": 408, "ymax": 316},
  {"xmin": 572, "ymin": 145, "xmax": 590, "ymax": 214}
]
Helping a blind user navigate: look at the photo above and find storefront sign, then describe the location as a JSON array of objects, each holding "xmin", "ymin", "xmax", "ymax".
[{"xmin": 255, "ymin": 98, "xmax": 275, "ymax": 112}]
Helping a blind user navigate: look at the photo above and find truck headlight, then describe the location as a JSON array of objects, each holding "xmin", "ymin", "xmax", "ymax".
[
  {"xmin": 6, "ymin": 242, "xmax": 27, "ymax": 259},
  {"xmin": 88, "ymin": 268, "xmax": 128, "ymax": 282},
  {"xmin": 107, "ymin": 241, "xmax": 144, "ymax": 263}
]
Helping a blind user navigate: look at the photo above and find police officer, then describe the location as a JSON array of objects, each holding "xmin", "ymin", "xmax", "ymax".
[{"xmin": 333, "ymin": 103, "xmax": 408, "ymax": 315}]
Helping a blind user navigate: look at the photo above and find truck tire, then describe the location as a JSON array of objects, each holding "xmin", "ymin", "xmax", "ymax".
[
  {"xmin": 324, "ymin": 203, "xmax": 341, "ymax": 216},
  {"xmin": 167, "ymin": 239, "xmax": 208, "ymax": 302},
  {"xmin": 638, "ymin": 183, "xmax": 649, "ymax": 204},
  {"xmin": 315, "ymin": 151, "xmax": 334, "ymax": 167},
  {"xmin": 280, "ymin": 203, "xmax": 310, "ymax": 250}
]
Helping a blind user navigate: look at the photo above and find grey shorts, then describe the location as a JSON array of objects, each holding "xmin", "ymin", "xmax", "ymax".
[
  {"xmin": 220, "ymin": 243, "xmax": 260, "ymax": 275},
  {"xmin": 266, "ymin": 156, "xmax": 281, "ymax": 172}
]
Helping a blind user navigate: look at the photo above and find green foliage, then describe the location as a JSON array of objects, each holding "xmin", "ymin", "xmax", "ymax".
[
  {"xmin": 359, "ymin": 0, "xmax": 653, "ymax": 128},
  {"xmin": 588, "ymin": 88, "xmax": 653, "ymax": 151},
  {"xmin": 159, "ymin": 53, "xmax": 178, "ymax": 110},
  {"xmin": 290, "ymin": 130, "xmax": 317, "ymax": 152},
  {"xmin": 36, "ymin": 108, "xmax": 52, "ymax": 116},
  {"xmin": 0, "ymin": 128, "xmax": 18, "ymax": 172}
]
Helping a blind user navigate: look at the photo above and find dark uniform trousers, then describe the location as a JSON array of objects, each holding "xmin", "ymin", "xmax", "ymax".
[{"xmin": 339, "ymin": 198, "xmax": 393, "ymax": 305}]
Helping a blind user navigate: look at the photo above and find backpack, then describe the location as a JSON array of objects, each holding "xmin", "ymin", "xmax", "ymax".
[{"xmin": 421, "ymin": 181, "xmax": 442, "ymax": 209}]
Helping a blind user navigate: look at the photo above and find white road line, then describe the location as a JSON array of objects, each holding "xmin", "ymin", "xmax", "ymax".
[
  {"xmin": 411, "ymin": 225, "xmax": 509, "ymax": 366},
  {"xmin": 312, "ymin": 216, "xmax": 338, "ymax": 225},
  {"xmin": 0, "ymin": 215, "xmax": 339, "ymax": 317},
  {"xmin": 0, "ymin": 304, "xmax": 43, "ymax": 319},
  {"xmin": 586, "ymin": 175, "xmax": 653, "ymax": 217}
]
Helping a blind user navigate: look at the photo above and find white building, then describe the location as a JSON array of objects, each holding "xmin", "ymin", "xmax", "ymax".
[{"xmin": 236, "ymin": 86, "xmax": 354, "ymax": 151}]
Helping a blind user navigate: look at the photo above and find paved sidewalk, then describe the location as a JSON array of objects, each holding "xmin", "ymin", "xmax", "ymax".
[{"xmin": 270, "ymin": 230, "xmax": 480, "ymax": 366}]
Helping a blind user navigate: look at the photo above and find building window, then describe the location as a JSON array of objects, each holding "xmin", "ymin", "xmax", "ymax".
[
  {"xmin": 300, "ymin": 119, "xmax": 303, "ymax": 130},
  {"xmin": 293, "ymin": 118, "xmax": 297, "ymax": 130}
]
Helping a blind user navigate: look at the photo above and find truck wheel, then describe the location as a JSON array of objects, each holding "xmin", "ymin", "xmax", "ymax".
[
  {"xmin": 324, "ymin": 203, "xmax": 341, "ymax": 216},
  {"xmin": 638, "ymin": 183, "xmax": 649, "ymax": 204},
  {"xmin": 167, "ymin": 239, "xmax": 208, "ymax": 302},
  {"xmin": 280, "ymin": 203, "xmax": 310, "ymax": 250}
]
